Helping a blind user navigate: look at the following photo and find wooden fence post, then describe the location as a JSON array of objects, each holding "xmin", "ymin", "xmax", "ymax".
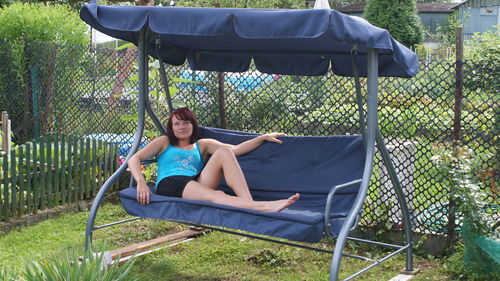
[
  {"xmin": 452, "ymin": 26, "xmax": 464, "ymax": 142},
  {"xmin": 448, "ymin": 26, "xmax": 464, "ymax": 246},
  {"xmin": 1, "ymin": 111, "xmax": 11, "ymax": 153}
]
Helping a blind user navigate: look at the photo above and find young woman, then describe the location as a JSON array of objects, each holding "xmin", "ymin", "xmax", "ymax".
[{"xmin": 128, "ymin": 108, "xmax": 300, "ymax": 212}]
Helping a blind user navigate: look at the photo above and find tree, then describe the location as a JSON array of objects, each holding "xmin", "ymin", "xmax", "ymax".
[
  {"xmin": 363, "ymin": 0, "xmax": 424, "ymax": 47},
  {"xmin": 173, "ymin": 0, "xmax": 305, "ymax": 9}
]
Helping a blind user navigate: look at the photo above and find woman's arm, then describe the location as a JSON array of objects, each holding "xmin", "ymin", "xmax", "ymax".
[
  {"xmin": 129, "ymin": 136, "xmax": 168, "ymax": 205},
  {"xmin": 200, "ymin": 133, "xmax": 285, "ymax": 157}
]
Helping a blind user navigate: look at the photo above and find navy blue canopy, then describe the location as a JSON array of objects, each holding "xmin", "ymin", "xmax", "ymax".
[{"xmin": 80, "ymin": 1, "xmax": 418, "ymax": 77}]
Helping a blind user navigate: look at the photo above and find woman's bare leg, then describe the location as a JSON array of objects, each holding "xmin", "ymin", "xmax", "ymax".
[
  {"xmin": 196, "ymin": 147, "xmax": 253, "ymax": 200},
  {"xmin": 182, "ymin": 181, "xmax": 299, "ymax": 212}
]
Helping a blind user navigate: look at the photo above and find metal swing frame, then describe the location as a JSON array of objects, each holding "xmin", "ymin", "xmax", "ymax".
[{"xmin": 85, "ymin": 28, "xmax": 415, "ymax": 281}]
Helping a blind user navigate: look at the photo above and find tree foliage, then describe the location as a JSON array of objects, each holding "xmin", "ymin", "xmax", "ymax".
[
  {"xmin": 363, "ymin": 0, "xmax": 424, "ymax": 47},
  {"xmin": 173, "ymin": 0, "xmax": 305, "ymax": 9},
  {"xmin": 0, "ymin": 2, "xmax": 88, "ymax": 44}
]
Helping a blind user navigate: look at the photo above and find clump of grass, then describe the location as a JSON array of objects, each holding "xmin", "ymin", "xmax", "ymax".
[
  {"xmin": 22, "ymin": 249, "xmax": 135, "ymax": 281},
  {"xmin": 0, "ymin": 266, "xmax": 18, "ymax": 281},
  {"xmin": 245, "ymin": 249, "xmax": 291, "ymax": 268}
]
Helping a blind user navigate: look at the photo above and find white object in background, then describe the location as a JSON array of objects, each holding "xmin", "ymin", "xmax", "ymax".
[{"xmin": 314, "ymin": 0, "xmax": 331, "ymax": 9}]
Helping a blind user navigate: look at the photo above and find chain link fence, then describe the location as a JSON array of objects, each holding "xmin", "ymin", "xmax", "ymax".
[{"xmin": 0, "ymin": 39, "xmax": 498, "ymax": 235}]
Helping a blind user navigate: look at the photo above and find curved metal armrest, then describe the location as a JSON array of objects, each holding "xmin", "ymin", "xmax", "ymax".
[{"xmin": 324, "ymin": 179, "xmax": 362, "ymax": 237}]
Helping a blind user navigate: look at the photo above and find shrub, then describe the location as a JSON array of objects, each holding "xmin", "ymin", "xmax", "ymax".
[
  {"xmin": 0, "ymin": 3, "xmax": 88, "ymax": 144},
  {"xmin": 434, "ymin": 11, "xmax": 462, "ymax": 46},
  {"xmin": 431, "ymin": 142, "xmax": 498, "ymax": 239},
  {"xmin": 363, "ymin": 0, "xmax": 424, "ymax": 47},
  {"xmin": 173, "ymin": 0, "xmax": 305, "ymax": 8},
  {"xmin": 464, "ymin": 26, "xmax": 500, "ymax": 64},
  {"xmin": 0, "ymin": 2, "xmax": 88, "ymax": 45}
]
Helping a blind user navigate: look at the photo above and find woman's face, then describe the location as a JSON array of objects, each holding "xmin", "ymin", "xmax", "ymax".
[{"xmin": 171, "ymin": 115, "xmax": 193, "ymax": 140}]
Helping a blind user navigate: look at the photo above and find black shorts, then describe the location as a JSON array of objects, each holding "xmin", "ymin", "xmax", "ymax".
[{"xmin": 156, "ymin": 175, "xmax": 198, "ymax": 198}]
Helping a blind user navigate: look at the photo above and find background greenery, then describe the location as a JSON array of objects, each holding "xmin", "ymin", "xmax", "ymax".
[{"xmin": 364, "ymin": 0, "xmax": 424, "ymax": 46}]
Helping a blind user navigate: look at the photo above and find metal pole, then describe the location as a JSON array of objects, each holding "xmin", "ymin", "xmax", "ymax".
[
  {"xmin": 156, "ymin": 38, "xmax": 173, "ymax": 113},
  {"xmin": 84, "ymin": 27, "xmax": 148, "ymax": 251},
  {"xmin": 375, "ymin": 130, "xmax": 414, "ymax": 271},
  {"xmin": 329, "ymin": 48, "xmax": 378, "ymax": 281},
  {"xmin": 352, "ymin": 54, "xmax": 367, "ymax": 149},
  {"xmin": 217, "ymin": 72, "xmax": 227, "ymax": 129}
]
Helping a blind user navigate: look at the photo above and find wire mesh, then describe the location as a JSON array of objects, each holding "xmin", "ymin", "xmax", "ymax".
[{"xmin": 0, "ymin": 39, "xmax": 497, "ymax": 235}]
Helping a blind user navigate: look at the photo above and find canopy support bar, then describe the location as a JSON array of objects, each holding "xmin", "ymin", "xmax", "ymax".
[
  {"xmin": 85, "ymin": 27, "xmax": 148, "ymax": 251},
  {"xmin": 156, "ymin": 38, "xmax": 174, "ymax": 114},
  {"xmin": 352, "ymin": 52, "xmax": 367, "ymax": 149},
  {"xmin": 329, "ymin": 47, "xmax": 379, "ymax": 281}
]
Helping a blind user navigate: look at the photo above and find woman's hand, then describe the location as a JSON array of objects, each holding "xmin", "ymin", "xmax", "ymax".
[
  {"xmin": 136, "ymin": 182, "xmax": 152, "ymax": 205},
  {"xmin": 261, "ymin": 132, "xmax": 286, "ymax": 144}
]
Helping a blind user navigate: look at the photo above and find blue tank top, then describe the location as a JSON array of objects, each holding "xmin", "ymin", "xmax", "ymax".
[{"xmin": 155, "ymin": 142, "xmax": 204, "ymax": 187}]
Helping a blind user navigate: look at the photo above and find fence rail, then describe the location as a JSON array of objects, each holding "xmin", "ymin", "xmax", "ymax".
[{"xmin": 0, "ymin": 133, "xmax": 119, "ymax": 220}]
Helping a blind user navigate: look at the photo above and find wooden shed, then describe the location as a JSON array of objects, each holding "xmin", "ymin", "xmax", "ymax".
[{"xmin": 454, "ymin": 0, "xmax": 499, "ymax": 37}]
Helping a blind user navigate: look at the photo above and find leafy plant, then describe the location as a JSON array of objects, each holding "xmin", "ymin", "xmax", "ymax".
[
  {"xmin": 431, "ymin": 142, "xmax": 499, "ymax": 240},
  {"xmin": 22, "ymin": 249, "xmax": 135, "ymax": 281},
  {"xmin": 446, "ymin": 241, "xmax": 500, "ymax": 281},
  {"xmin": 464, "ymin": 26, "xmax": 500, "ymax": 64},
  {"xmin": 433, "ymin": 11, "xmax": 465, "ymax": 46},
  {"xmin": 363, "ymin": 0, "xmax": 424, "ymax": 47},
  {"xmin": 0, "ymin": 3, "xmax": 88, "ymax": 45},
  {"xmin": 0, "ymin": 266, "xmax": 17, "ymax": 281},
  {"xmin": 172, "ymin": 0, "xmax": 305, "ymax": 8}
]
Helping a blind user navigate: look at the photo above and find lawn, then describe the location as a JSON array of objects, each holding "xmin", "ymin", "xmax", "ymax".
[{"xmin": 0, "ymin": 201, "xmax": 455, "ymax": 281}]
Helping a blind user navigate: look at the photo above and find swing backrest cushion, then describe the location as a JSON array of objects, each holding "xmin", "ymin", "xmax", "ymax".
[
  {"xmin": 120, "ymin": 127, "xmax": 367, "ymax": 242},
  {"xmin": 199, "ymin": 127, "xmax": 365, "ymax": 195}
]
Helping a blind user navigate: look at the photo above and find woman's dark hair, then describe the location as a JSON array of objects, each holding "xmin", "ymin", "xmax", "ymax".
[{"xmin": 166, "ymin": 107, "xmax": 199, "ymax": 146}]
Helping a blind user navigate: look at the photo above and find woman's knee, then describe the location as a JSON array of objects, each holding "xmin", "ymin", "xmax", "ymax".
[{"xmin": 213, "ymin": 146, "xmax": 235, "ymax": 159}]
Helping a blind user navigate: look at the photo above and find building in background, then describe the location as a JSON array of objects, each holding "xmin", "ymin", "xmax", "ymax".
[{"xmin": 454, "ymin": 0, "xmax": 499, "ymax": 37}]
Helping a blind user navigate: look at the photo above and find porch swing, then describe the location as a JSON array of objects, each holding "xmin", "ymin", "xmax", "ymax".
[{"xmin": 80, "ymin": 1, "xmax": 419, "ymax": 280}]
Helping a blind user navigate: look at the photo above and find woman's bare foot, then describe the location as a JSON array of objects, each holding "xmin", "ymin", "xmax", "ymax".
[{"xmin": 264, "ymin": 193, "xmax": 300, "ymax": 212}]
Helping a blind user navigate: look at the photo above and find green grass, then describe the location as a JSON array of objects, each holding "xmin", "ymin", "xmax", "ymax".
[{"xmin": 0, "ymin": 202, "xmax": 456, "ymax": 280}]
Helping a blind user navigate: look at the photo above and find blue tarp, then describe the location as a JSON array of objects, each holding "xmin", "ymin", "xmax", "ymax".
[
  {"xmin": 119, "ymin": 127, "xmax": 365, "ymax": 242},
  {"xmin": 80, "ymin": 1, "xmax": 418, "ymax": 77}
]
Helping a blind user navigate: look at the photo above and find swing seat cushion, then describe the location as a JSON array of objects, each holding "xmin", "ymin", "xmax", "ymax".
[{"xmin": 119, "ymin": 127, "xmax": 365, "ymax": 242}]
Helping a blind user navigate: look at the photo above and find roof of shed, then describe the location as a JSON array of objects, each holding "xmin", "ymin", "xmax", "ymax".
[
  {"xmin": 454, "ymin": 0, "xmax": 500, "ymax": 8},
  {"xmin": 337, "ymin": 2, "xmax": 461, "ymax": 13}
]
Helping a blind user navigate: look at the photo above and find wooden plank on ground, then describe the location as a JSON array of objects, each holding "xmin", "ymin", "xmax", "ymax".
[{"xmin": 108, "ymin": 228, "xmax": 205, "ymax": 260}]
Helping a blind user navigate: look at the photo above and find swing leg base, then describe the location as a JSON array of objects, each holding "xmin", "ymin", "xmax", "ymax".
[{"xmin": 400, "ymin": 268, "xmax": 420, "ymax": 275}]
